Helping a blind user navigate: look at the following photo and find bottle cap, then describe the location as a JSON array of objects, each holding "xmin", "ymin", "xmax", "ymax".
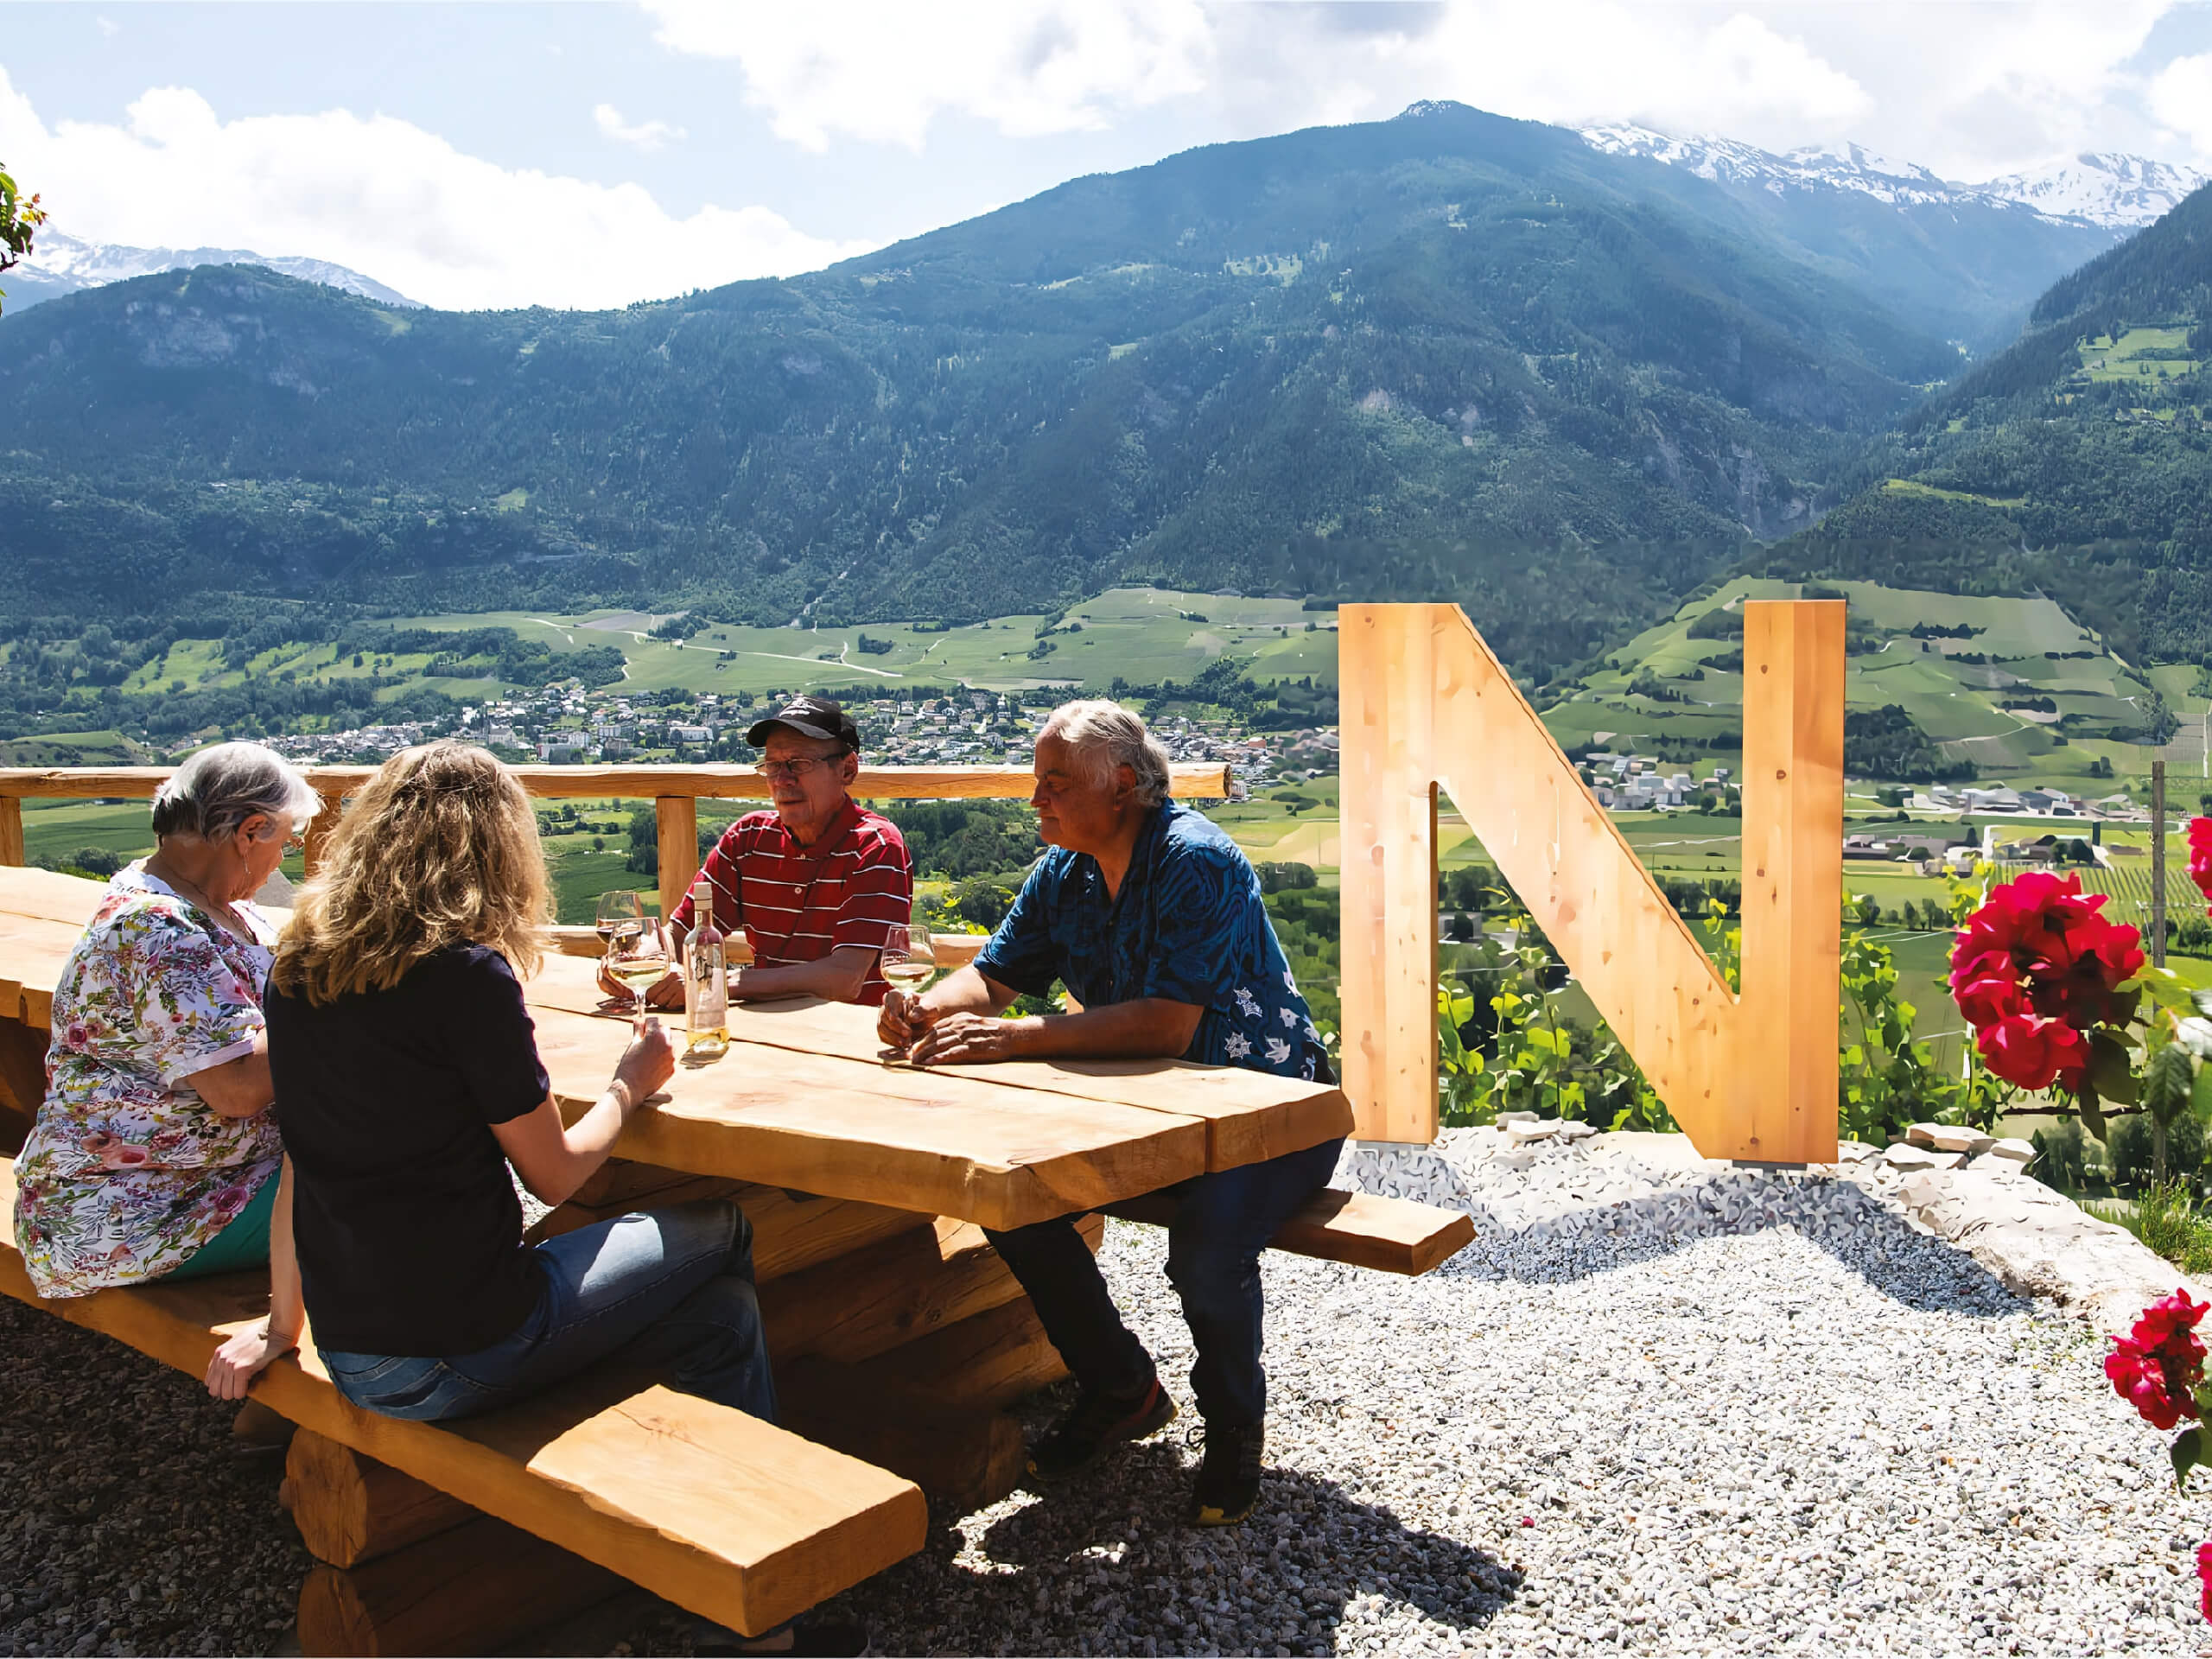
[{"xmin": 691, "ymin": 879, "xmax": 714, "ymax": 906}]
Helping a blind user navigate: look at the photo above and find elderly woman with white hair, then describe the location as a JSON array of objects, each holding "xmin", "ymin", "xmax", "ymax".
[
  {"xmin": 880, "ymin": 699, "xmax": 1340, "ymax": 1531},
  {"xmin": 12, "ymin": 742, "xmax": 320, "ymax": 1340}
]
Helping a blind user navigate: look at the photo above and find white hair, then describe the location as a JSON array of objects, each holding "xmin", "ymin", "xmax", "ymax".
[
  {"xmin": 150, "ymin": 741, "xmax": 322, "ymax": 845},
  {"xmin": 1039, "ymin": 700, "xmax": 1173, "ymax": 808}
]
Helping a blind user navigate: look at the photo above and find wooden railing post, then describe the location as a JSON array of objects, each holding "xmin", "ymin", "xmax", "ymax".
[
  {"xmin": 656, "ymin": 796, "xmax": 699, "ymax": 923},
  {"xmin": 302, "ymin": 791, "xmax": 344, "ymax": 881},
  {"xmin": 0, "ymin": 798, "xmax": 22, "ymax": 868},
  {"xmin": 1338, "ymin": 601, "xmax": 1841, "ymax": 1165}
]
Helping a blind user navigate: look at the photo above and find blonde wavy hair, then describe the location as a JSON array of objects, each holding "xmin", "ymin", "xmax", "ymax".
[{"xmin": 272, "ymin": 741, "xmax": 547, "ymax": 1004}]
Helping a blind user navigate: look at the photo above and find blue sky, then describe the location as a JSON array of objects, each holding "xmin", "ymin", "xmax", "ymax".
[{"xmin": 5, "ymin": 2, "xmax": 2211, "ymax": 311}]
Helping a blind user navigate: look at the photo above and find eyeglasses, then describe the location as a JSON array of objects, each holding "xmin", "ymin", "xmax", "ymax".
[{"xmin": 756, "ymin": 757, "xmax": 841, "ymax": 783}]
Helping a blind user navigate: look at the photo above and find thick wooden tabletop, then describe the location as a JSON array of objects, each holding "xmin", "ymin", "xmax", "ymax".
[{"xmin": 0, "ymin": 868, "xmax": 1353, "ymax": 1230}]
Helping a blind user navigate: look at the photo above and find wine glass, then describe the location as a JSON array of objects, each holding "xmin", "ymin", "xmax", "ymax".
[
  {"xmin": 595, "ymin": 891, "xmax": 644, "ymax": 1002},
  {"xmin": 608, "ymin": 913, "xmax": 669, "ymax": 1016},
  {"xmin": 881, "ymin": 922, "xmax": 938, "ymax": 998}
]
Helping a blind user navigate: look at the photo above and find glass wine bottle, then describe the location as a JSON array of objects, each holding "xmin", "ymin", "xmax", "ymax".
[{"xmin": 684, "ymin": 879, "xmax": 729, "ymax": 1058}]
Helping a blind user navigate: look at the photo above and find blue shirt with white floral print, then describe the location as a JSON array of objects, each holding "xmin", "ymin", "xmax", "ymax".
[{"xmin": 974, "ymin": 802, "xmax": 1326, "ymax": 1081}]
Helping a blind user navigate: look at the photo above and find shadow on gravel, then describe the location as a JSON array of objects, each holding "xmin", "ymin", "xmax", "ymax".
[
  {"xmin": 1439, "ymin": 1178, "xmax": 2026, "ymax": 1319},
  {"xmin": 946, "ymin": 1440, "xmax": 1522, "ymax": 1656}
]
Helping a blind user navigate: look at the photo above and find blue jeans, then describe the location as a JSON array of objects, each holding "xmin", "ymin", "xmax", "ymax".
[
  {"xmin": 983, "ymin": 1135, "xmax": 1344, "ymax": 1431},
  {"xmin": 321, "ymin": 1199, "xmax": 777, "ymax": 1425}
]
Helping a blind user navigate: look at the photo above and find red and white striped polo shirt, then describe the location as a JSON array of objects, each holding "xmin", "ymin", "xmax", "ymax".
[{"xmin": 667, "ymin": 800, "xmax": 912, "ymax": 1006}]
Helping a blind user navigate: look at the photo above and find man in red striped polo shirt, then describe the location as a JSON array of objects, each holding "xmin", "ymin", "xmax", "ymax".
[{"xmin": 614, "ymin": 696, "xmax": 913, "ymax": 1007}]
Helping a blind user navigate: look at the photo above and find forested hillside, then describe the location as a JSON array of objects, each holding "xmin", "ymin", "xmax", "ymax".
[
  {"xmin": 0, "ymin": 103, "xmax": 1993, "ymax": 682},
  {"xmin": 1759, "ymin": 182, "xmax": 2212, "ymax": 666}
]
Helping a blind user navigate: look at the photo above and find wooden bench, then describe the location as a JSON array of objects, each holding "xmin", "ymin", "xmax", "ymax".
[
  {"xmin": 1105, "ymin": 1185, "xmax": 1475, "ymax": 1274},
  {"xmin": 0, "ymin": 1155, "xmax": 927, "ymax": 1649}
]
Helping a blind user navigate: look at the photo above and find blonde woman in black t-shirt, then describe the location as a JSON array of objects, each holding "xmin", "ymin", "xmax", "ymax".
[{"xmin": 211, "ymin": 741, "xmax": 771, "ymax": 1427}]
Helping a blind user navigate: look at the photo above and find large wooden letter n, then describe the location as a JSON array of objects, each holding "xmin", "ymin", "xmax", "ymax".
[{"xmin": 1338, "ymin": 601, "xmax": 1844, "ymax": 1165}]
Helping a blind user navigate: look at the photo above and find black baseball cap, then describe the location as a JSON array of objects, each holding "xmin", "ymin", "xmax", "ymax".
[{"xmin": 747, "ymin": 694, "xmax": 860, "ymax": 752}]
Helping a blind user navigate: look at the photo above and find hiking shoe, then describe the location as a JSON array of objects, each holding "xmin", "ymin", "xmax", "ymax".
[
  {"xmin": 1186, "ymin": 1421, "xmax": 1265, "ymax": 1527},
  {"xmin": 1027, "ymin": 1378, "xmax": 1178, "ymax": 1480}
]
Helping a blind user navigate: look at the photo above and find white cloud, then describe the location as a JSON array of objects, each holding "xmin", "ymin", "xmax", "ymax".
[
  {"xmin": 2149, "ymin": 52, "xmax": 2212, "ymax": 160},
  {"xmin": 642, "ymin": 0, "xmax": 2198, "ymax": 183},
  {"xmin": 644, "ymin": 0, "xmax": 1213, "ymax": 150},
  {"xmin": 594, "ymin": 102, "xmax": 684, "ymax": 151},
  {"xmin": 0, "ymin": 67, "xmax": 871, "ymax": 309},
  {"xmin": 95, "ymin": 16, "xmax": 118, "ymax": 40}
]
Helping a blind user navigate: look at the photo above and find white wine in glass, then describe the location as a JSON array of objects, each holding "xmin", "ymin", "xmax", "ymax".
[
  {"xmin": 881, "ymin": 923, "xmax": 938, "ymax": 995},
  {"xmin": 609, "ymin": 915, "xmax": 669, "ymax": 1014}
]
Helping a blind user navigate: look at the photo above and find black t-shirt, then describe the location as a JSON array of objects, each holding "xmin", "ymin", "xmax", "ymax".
[{"xmin": 267, "ymin": 944, "xmax": 550, "ymax": 1357}]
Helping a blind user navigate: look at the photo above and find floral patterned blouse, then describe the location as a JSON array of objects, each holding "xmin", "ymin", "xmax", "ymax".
[{"xmin": 12, "ymin": 864, "xmax": 281, "ymax": 1298}]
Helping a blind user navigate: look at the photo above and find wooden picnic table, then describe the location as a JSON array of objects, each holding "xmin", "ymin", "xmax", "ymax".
[
  {"xmin": 0, "ymin": 864, "xmax": 1459, "ymax": 1655},
  {"xmin": 0, "ymin": 867, "xmax": 1353, "ymax": 1231}
]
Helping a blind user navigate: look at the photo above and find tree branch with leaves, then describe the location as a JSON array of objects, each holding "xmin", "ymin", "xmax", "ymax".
[{"xmin": 0, "ymin": 161, "xmax": 49, "ymax": 316}]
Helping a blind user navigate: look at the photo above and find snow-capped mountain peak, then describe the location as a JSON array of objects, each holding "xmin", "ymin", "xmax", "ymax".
[
  {"xmin": 7, "ymin": 231, "xmax": 420, "ymax": 312},
  {"xmin": 1578, "ymin": 124, "xmax": 2205, "ymax": 230},
  {"xmin": 1580, "ymin": 124, "xmax": 1967, "ymax": 207},
  {"xmin": 1972, "ymin": 153, "xmax": 2209, "ymax": 231}
]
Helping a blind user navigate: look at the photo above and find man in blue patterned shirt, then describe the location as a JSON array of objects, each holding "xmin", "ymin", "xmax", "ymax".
[{"xmin": 879, "ymin": 701, "xmax": 1344, "ymax": 1527}]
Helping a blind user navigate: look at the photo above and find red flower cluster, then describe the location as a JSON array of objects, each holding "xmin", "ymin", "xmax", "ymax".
[
  {"xmin": 2105, "ymin": 1289, "xmax": 2210, "ymax": 1433},
  {"xmin": 1949, "ymin": 871, "xmax": 2144, "ymax": 1091},
  {"xmin": 2197, "ymin": 1540, "xmax": 2212, "ymax": 1624},
  {"xmin": 2190, "ymin": 817, "xmax": 2212, "ymax": 909}
]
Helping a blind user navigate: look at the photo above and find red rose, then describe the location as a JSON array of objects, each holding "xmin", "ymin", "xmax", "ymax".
[
  {"xmin": 1975, "ymin": 1012, "xmax": 2088, "ymax": 1092},
  {"xmin": 2190, "ymin": 818, "xmax": 2212, "ymax": 908},
  {"xmin": 2196, "ymin": 1540, "xmax": 2212, "ymax": 1624},
  {"xmin": 2107, "ymin": 1338, "xmax": 2196, "ymax": 1431},
  {"xmin": 1955, "ymin": 975, "xmax": 2026, "ymax": 1028},
  {"xmin": 2132, "ymin": 1288, "xmax": 2210, "ymax": 1360}
]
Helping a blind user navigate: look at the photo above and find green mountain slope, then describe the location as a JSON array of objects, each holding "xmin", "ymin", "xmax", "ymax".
[
  {"xmin": 1761, "ymin": 182, "xmax": 2212, "ymax": 665},
  {"xmin": 1549, "ymin": 576, "xmax": 2180, "ymax": 790},
  {"xmin": 0, "ymin": 104, "xmax": 1980, "ymax": 678}
]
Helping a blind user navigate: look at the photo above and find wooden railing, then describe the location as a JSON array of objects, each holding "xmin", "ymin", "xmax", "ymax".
[
  {"xmin": 0, "ymin": 763, "xmax": 1233, "ymax": 922},
  {"xmin": 1339, "ymin": 601, "xmax": 1843, "ymax": 1163}
]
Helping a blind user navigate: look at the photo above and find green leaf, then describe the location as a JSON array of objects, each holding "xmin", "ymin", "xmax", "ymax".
[
  {"xmin": 2088, "ymin": 1032, "xmax": 2140, "ymax": 1106},
  {"xmin": 2193, "ymin": 1057, "xmax": 2212, "ymax": 1124},
  {"xmin": 2145, "ymin": 1042, "xmax": 2195, "ymax": 1128},
  {"xmin": 2077, "ymin": 1076, "xmax": 2108, "ymax": 1143},
  {"xmin": 2175, "ymin": 1426, "xmax": 2202, "ymax": 1494}
]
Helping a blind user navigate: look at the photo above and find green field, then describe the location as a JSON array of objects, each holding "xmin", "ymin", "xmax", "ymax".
[
  {"xmin": 1546, "ymin": 575, "xmax": 2199, "ymax": 790},
  {"xmin": 377, "ymin": 588, "xmax": 1338, "ymax": 699}
]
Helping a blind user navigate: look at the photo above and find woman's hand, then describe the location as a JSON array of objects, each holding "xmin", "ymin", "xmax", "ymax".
[
  {"xmin": 205, "ymin": 1321, "xmax": 296, "ymax": 1401},
  {"xmin": 907, "ymin": 1012, "xmax": 1033, "ymax": 1066},
  {"xmin": 613, "ymin": 1014, "xmax": 677, "ymax": 1107}
]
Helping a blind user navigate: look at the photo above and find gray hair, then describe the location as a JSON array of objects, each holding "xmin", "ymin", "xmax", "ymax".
[
  {"xmin": 1039, "ymin": 700, "xmax": 1173, "ymax": 808},
  {"xmin": 150, "ymin": 741, "xmax": 322, "ymax": 845}
]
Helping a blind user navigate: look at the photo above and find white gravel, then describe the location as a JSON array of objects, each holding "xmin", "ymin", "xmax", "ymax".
[{"xmin": 10, "ymin": 1135, "xmax": 2212, "ymax": 1656}]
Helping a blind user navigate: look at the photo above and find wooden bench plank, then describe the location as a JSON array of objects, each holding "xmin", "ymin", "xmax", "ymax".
[
  {"xmin": 524, "ymin": 956, "xmax": 1355, "ymax": 1173},
  {"xmin": 0, "ymin": 1160, "xmax": 926, "ymax": 1637},
  {"xmin": 531, "ymin": 1005, "xmax": 1210, "ymax": 1231},
  {"xmin": 1104, "ymin": 1186, "xmax": 1475, "ymax": 1275}
]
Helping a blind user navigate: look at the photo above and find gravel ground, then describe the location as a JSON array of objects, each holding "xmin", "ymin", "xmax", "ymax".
[
  {"xmin": 9, "ymin": 1155, "xmax": 2212, "ymax": 1656},
  {"xmin": 0, "ymin": 1300, "xmax": 308, "ymax": 1657}
]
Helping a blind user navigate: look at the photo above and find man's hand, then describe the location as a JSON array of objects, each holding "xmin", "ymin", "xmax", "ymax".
[
  {"xmin": 598, "ymin": 960, "xmax": 684, "ymax": 1009},
  {"xmin": 205, "ymin": 1321, "xmax": 296, "ymax": 1401},
  {"xmin": 907, "ymin": 1011, "xmax": 1034, "ymax": 1065},
  {"xmin": 878, "ymin": 988, "xmax": 933, "ymax": 1052}
]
